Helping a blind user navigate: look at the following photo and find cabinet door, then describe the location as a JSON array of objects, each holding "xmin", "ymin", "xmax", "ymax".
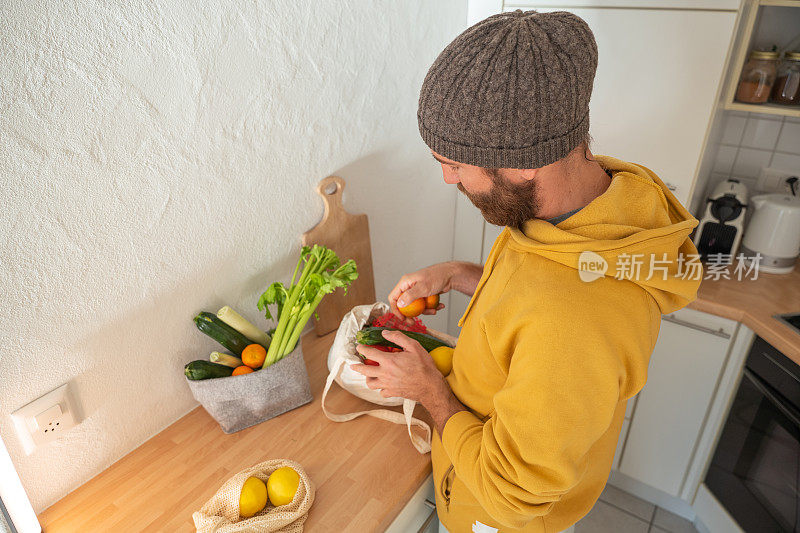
[
  {"xmin": 618, "ymin": 310, "xmax": 736, "ymax": 496},
  {"xmin": 385, "ymin": 473, "xmax": 437, "ymax": 533},
  {"xmin": 503, "ymin": 6, "xmax": 736, "ymax": 204}
]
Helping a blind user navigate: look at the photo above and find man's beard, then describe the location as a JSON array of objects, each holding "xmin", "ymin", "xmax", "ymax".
[{"xmin": 457, "ymin": 173, "xmax": 541, "ymax": 228}]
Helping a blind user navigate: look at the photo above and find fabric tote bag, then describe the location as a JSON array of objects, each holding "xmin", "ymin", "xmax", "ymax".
[{"xmin": 320, "ymin": 302, "xmax": 457, "ymax": 454}]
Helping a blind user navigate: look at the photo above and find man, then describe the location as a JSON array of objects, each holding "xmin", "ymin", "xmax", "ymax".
[{"xmin": 352, "ymin": 10, "xmax": 701, "ymax": 533}]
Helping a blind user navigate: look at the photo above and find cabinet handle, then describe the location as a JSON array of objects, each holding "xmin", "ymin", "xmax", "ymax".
[
  {"xmin": 662, "ymin": 314, "xmax": 731, "ymax": 339},
  {"xmin": 424, "ymin": 499, "xmax": 436, "ymax": 509},
  {"xmin": 416, "ymin": 505, "xmax": 437, "ymax": 533}
]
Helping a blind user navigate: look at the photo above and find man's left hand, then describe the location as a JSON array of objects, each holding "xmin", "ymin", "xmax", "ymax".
[{"xmin": 351, "ymin": 329, "xmax": 443, "ymax": 402}]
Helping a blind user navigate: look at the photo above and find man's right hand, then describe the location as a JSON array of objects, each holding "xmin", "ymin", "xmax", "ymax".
[{"xmin": 388, "ymin": 263, "xmax": 456, "ymax": 321}]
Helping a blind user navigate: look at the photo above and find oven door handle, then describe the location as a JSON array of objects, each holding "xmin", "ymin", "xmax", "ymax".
[{"xmin": 742, "ymin": 368, "xmax": 800, "ymax": 428}]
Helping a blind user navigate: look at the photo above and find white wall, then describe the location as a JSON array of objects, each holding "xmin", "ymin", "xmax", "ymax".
[
  {"xmin": 700, "ymin": 111, "xmax": 800, "ymax": 210},
  {"xmin": 0, "ymin": 0, "xmax": 467, "ymax": 512}
]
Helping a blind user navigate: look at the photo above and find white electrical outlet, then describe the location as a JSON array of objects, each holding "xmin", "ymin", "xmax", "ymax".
[
  {"xmin": 11, "ymin": 383, "xmax": 81, "ymax": 455},
  {"xmin": 756, "ymin": 167, "xmax": 799, "ymax": 194}
]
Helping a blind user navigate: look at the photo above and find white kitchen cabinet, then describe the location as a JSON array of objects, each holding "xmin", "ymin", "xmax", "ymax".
[
  {"xmin": 447, "ymin": 191, "xmax": 492, "ymax": 335},
  {"xmin": 682, "ymin": 323, "xmax": 753, "ymax": 502},
  {"xmin": 618, "ymin": 308, "xmax": 739, "ymax": 497},
  {"xmin": 483, "ymin": 1, "xmax": 737, "ymax": 203},
  {"xmin": 612, "ymin": 397, "xmax": 639, "ymax": 469},
  {"xmin": 470, "ymin": 1, "xmax": 741, "ymax": 23},
  {"xmin": 612, "ymin": 418, "xmax": 630, "ymax": 470},
  {"xmin": 385, "ymin": 473, "xmax": 438, "ymax": 533}
]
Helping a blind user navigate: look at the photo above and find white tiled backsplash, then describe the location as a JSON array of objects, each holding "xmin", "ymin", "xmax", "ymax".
[{"xmin": 709, "ymin": 112, "xmax": 800, "ymax": 195}]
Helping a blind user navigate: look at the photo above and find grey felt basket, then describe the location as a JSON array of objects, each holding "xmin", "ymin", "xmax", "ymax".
[{"xmin": 186, "ymin": 345, "xmax": 313, "ymax": 434}]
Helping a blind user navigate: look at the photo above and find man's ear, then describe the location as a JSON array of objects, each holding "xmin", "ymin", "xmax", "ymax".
[{"xmin": 518, "ymin": 168, "xmax": 538, "ymax": 182}]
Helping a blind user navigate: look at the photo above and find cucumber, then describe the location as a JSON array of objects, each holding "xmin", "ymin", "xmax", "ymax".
[
  {"xmin": 194, "ymin": 311, "xmax": 260, "ymax": 355},
  {"xmin": 185, "ymin": 360, "xmax": 234, "ymax": 380},
  {"xmin": 355, "ymin": 327, "xmax": 451, "ymax": 352}
]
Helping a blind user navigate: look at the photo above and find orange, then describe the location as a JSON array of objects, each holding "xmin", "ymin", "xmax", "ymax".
[
  {"xmin": 399, "ymin": 298, "xmax": 426, "ymax": 317},
  {"xmin": 424, "ymin": 294, "xmax": 440, "ymax": 309},
  {"xmin": 241, "ymin": 344, "xmax": 267, "ymax": 368},
  {"xmin": 232, "ymin": 365, "xmax": 254, "ymax": 376}
]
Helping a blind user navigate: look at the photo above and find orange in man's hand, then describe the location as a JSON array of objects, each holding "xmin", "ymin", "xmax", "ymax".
[
  {"xmin": 424, "ymin": 294, "xmax": 440, "ymax": 309},
  {"xmin": 399, "ymin": 298, "xmax": 426, "ymax": 318},
  {"xmin": 241, "ymin": 344, "xmax": 267, "ymax": 368}
]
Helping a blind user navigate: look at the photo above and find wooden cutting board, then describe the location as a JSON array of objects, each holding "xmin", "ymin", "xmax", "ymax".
[{"xmin": 302, "ymin": 176, "xmax": 376, "ymax": 336}]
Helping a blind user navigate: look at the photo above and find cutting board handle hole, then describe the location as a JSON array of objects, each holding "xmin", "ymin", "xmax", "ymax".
[{"xmin": 324, "ymin": 182, "xmax": 338, "ymax": 195}]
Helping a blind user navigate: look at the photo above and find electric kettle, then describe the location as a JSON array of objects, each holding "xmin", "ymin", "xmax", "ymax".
[{"xmin": 741, "ymin": 193, "xmax": 800, "ymax": 274}]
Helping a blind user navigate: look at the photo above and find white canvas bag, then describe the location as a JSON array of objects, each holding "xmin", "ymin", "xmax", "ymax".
[{"xmin": 321, "ymin": 302, "xmax": 456, "ymax": 454}]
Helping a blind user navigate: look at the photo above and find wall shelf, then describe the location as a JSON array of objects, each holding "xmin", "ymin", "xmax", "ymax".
[
  {"xmin": 723, "ymin": 101, "xmax": 800, "ymax": 117},
  {"xmin": 722, "ymin": 0, "xmax": 800, "ymax": 117},
  {"xmin": 759, "ymin": 0, "xmax": 800, "ymax": 7}
]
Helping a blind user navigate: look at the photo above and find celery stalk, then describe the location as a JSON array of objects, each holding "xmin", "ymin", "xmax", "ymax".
[{"xmin": 257, "ymin": 245, "xmax": 357, "ymax": 367}]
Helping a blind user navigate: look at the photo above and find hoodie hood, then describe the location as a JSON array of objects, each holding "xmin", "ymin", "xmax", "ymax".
[{"xmin": 506, "ymin": 155, "xmax": 701, "ymax": 314}]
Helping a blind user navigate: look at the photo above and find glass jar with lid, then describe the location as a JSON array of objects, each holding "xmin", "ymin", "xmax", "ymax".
[
  {"xmin": 771, "ymin": 51, "xmax": 800, "ymax": 105},
  {"xmin": 735, "ymin": 50, "xmax": 779, "ymax": 104}
]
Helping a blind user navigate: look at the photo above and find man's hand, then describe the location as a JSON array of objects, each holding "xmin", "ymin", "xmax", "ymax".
[
  {"xmin": 387, "ymin": 264, "xmax": 453, "ymax": 323},
  {"xmin": 351, "ymin": 329, "xmax": 466, "ymax": 435},
  {"xmin": 352, "ymin": 330, "xmax": 442, "ymax": 401},
  {"xmin": 388, "ymin": 261, "xmax": 484, "ymax": 324}
]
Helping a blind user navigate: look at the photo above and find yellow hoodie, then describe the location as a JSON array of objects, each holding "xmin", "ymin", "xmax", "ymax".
[{"xmin": 432, "ymin": 156, "xmax": 702, "ymax": 533}]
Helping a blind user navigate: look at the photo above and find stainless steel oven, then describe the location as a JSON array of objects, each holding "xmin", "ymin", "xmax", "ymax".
[{"xmin": 705, "ymin": 336, "xmax": 800, "ymax": 532}]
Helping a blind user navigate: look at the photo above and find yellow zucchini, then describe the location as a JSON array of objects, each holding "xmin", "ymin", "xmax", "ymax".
[
  {"xmin": 209, "ymin": 351, "xmax": 243, "ymax": 368},
  {"xmin": 217, "ymin": 306, "xmax": 270, "ymax": 346}
]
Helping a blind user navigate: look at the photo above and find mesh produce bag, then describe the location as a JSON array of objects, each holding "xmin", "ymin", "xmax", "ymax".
[{"xmin": 193, "ymin": 459, "xmax": 314, "ymax": 533}]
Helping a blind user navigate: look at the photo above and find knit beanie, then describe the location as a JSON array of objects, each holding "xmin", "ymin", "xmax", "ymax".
[{"xmin": 417, "ymin": 10, "xmax": 598, "ymax": 169}]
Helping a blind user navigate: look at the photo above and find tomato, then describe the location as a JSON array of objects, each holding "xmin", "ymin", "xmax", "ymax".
[
  {"xmin": 361, "ymin": 344, "xmax": 402, "ymax": 366},
  {"xmin": 371, "ymin": 312, "xmax": 427, "ymax": 333},
  {"xmin": 374, "ymin": 345, "xmax": 402, "ymax": 353},
  {"xmin": 399, "ymin": 298, "xmax": 426, "ymax": 317},
  {"xmin": 424, "ymin": 294, "xmax": 440, "ymax": 309}
]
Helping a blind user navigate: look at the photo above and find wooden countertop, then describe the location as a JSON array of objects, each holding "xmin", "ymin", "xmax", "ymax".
[
  {"xmin": 689, "ymin": 263, "xmax": 800, "ymax": 365},
  {"xmin": 36, "ymin": 266, "xmax": 800, "ymax": 531},
  {"xmin": 38, "ymin": 332, "xmax": 434, "ymax": 532}
]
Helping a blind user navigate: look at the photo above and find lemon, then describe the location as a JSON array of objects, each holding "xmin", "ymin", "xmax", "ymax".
[
  {"xmin": 429, "ymin": 346, "xmax": 454, "ymax": 376},
  {"xmin": 239, "ymin": 476, "xmax": 268, "ymax": 518},
  {"xmin": 267, "ymin": 467, "xmax": 300, "ymax": 507}
]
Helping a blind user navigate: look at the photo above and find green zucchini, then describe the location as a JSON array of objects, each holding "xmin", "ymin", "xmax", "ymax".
[
  {"xmin": 355, "ymin": 327, "xmax": 451, "ymax": 352},
  {"xmin": 194, "ymin": 311, "xmax": 261, "ymax": 355},
  {"xmin": 185, "ymin": 360, "xmax": 234, "ymax": 380}
]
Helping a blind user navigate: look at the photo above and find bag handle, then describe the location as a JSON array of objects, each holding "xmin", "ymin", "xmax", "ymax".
[{"xmin": 321, "ymin": 356, "xmax": 432, "ymax": 454}]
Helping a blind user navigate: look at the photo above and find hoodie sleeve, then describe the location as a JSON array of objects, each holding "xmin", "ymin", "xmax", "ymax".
[{"xmin": 439, "ymin": 319, "xmax": 624, "ymax": 529}]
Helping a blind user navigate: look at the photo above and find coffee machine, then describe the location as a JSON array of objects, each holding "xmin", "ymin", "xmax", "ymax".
[{"xmin": 693, "ymin": 179, "xmax": 748, "ymax": 258}]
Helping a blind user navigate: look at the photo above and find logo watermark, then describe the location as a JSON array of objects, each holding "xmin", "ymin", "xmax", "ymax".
[
  {"xmin": 578, "ymin": 251, "xmax": 608, "ymax": 282},
  {"xmin": 578, "ymin": 252, "xmax": 761, "ymax": 282}
]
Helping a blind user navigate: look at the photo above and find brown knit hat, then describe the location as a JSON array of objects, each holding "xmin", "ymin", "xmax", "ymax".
[{"xmin": 418, "ymin": 10, "xmax": 598, "ymax": 169}]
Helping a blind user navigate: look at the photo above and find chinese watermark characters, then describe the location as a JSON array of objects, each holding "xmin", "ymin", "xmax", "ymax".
[{"xmin": 578, "ymin": 252, "xmax": 761, "ymax": 282}]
